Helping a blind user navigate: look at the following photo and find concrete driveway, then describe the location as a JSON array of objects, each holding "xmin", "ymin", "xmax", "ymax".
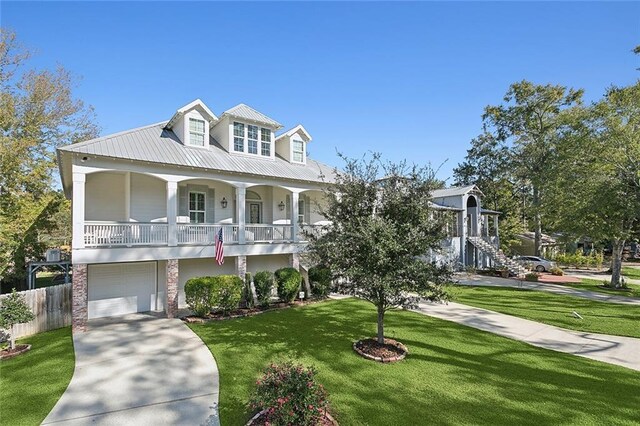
[{"xmin": 43, "ymin": 313, "xmax": 219, "ymax": 425}]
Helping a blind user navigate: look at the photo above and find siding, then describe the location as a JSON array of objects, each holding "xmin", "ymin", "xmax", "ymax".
[
  {"xmin": 246, "ymin": 255, "xmax": 290, "ymax": 275},
  {"xmin": 130, "ymin": 174, "xmax": 167, "ymax": 222},
  {"xmin": 177, "ymin": 258, "xmax": 236, "ymax": 307},
  {"xmin": 86, "ymin": 172, "xmax": 126, "ymax": 221}
]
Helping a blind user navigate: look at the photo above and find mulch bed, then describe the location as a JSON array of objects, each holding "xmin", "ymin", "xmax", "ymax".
[
  {"xmin": 182, "ymin": 298, "xmax": 327, "ymax": 324},
  {"xmin": 0, "ymin": 344, "xmax": 31, "ymax": 360},
  {"xmin": 353, "ymin": 338, "xmax": 408, "ymax": 363},
  {"xmin": 246, "ymin": 410, "xmax": 338, "ymax": 426}
]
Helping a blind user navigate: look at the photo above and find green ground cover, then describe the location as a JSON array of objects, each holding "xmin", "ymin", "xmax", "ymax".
[
  {"xmin": 189, "ymin": 298, "xmax": 640, "ymax": 426},
  {"xmin": 0, "ymin": 327, "xmax": 75, "ymax": 426}
]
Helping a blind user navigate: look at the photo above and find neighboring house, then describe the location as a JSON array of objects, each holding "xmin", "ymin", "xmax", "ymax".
[
  {"xmin": 58, "ymin": 99, "xmax": 333, "ymax": 332},
  {"xmin": 57, "ymin": 100, "xmax": 509, "ymax": 332},
  {"xmin": 510, "ymin": 232, "xmax": 561, "ymax": 258}
]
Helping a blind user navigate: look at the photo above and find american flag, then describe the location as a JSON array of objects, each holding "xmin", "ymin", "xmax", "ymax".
[{"xmin": 215, "ymin": 227, "xmax": 224, "ymax": 265}]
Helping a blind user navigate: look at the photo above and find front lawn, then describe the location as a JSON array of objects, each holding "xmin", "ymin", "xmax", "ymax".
[
  {"xmin": 0, "ymin": 327, "xmax": 75, "ymax": 426},
  {"xmin": 453, "ymin": 286, "xmax": 640, "ymax": 338},
  {"xmin": 189, "ymin": 299, "xmax": 640, "ymax": 426},
  {"xmin": 622, "ymin": 266, "xmax": 640, "ymax": 280},
  {"xmin": 572, "ymin": 278, "xmax": 640, "ymax": 298}
]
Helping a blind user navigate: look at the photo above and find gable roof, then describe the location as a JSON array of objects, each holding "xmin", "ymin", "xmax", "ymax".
[
  {"xmin": 58, "ymin": 122, "xmax": 335, "ymax": 195},
  {"xmin": 221, "ymin": 103, "xmax": 283, "ymax": 129},
  {"xmin": 166, "ymin": 99, "xmax": 218, "ymax": 129},
  {"xmin": 431, "ymin": 184, "xmax": 483, "ymax": 198},
  {"xmin": 276, "ymin": 124, "xmax": 312, "ymax": 142}
]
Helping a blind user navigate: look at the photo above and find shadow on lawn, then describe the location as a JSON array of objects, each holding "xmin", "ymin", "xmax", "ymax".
[{"xmin": 191, "ymin": 299, "xmax": 640, "ymax": 426}]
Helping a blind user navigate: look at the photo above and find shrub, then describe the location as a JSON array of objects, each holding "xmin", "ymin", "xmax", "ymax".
[
  {"xmin": 275, "ymin": 268, "xmax": 302, "ymax": 303},
  {"xmin": 185, "ymin": 277, "xmax": 216, "ymax": 317},
  {"xmin": 550, "ymin": 266, "xmax": 564, "ymax": 276},
  {"xmin": 308, "ymin": 266, "xmax": 332, "ymax": 298},
  {"xmin": 185, "ymin": 275, "xmax": 243, "ymax": 316},
  {"xmin": 213, "ymin": 275, "xmax": 243, "ymax": 315},
  {"xmin": 525, "ymin": 273, "xmax": 539, "ymax": 282},
  {"xmin": 0, "ymin": 289, "xmax": 35, "ymax": 350},
  {"xmin": 254, "ymin": 271, "xmax": 275, "ymax": 307},
  {"xmin": 249, "ymin": 361, "xmax": 329, "ymax": 426}
]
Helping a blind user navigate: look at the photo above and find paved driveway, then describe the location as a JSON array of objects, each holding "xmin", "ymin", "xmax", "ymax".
[{"xmin": 43, "ymin": 313, "xmax": 219, "ymax": 425}]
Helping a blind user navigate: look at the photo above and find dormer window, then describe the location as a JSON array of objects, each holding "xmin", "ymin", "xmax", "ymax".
[
  {"xmin": 292, "ymin": 139, "xmax": 305, "ymax": 163},
  {"xmin": 248, "ymin": 125, "xmax": 258, "ymax": 154},
  {"xmin": 189, "ymin": 118, "xmax": 205, "ymax": 147},
  {"xmin": 233, "ymin": 122, "xmax": 244, "ymax": 152},
  {"xmin": 261, "ymin": 128, "xmax": 271, "ymax": 156}
]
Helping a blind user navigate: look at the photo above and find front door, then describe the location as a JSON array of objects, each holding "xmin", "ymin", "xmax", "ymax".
[{"xmin": 249, "ymin": 203, "xmax": 261, "ymax": 224}]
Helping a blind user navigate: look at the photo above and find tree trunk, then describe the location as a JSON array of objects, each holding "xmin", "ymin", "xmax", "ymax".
[
  {"xmin": 10, "ymin": 325, "xmax": 16, "ymax": 350},
  {"xmin": 533, "ymin": 187, "xmax": 542, "ymax": 257},
  {"xmin": 377, "ymin": 307, "xmax": 385, "ymax": 345},
  {"xmin": 609, "ymin": 239, "xmax": 625, "ymax": 289}
]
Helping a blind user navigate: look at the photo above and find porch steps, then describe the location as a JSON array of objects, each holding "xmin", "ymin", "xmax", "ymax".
[{"xmin": 467, "ymin": 236, "xmax": 527, "ymax": 277}]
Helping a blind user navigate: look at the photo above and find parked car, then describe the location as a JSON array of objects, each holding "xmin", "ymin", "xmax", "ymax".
[{"xmin": 514, "ymin": 256, "xmax": 556, "ymax": 272}]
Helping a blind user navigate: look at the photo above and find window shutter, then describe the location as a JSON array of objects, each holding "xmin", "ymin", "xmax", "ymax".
[
  {"xmin": 305, "ymin": 195, "xmax": 311, "ymax": 223},
  {"xmin": 178, "ymin": 186, "xmax": 188, "ymax": 217},
  {"xmin": 206, "ymin": 188, "xmax": 215, "ymax": 223},
  {"xmin": 285, "ymin": 195, "xmax": 291, "ymax": 221}
]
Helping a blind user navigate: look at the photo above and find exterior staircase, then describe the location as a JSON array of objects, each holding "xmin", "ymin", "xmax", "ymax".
[{"xmin": 467, "ymin": 236, "xmax": 527, "ymax": 277}]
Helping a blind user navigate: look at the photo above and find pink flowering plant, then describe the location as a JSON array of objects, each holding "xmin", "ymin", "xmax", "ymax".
[{"xmin": 249, "ymin": 361, "xmax": 330, "ymax": 425}]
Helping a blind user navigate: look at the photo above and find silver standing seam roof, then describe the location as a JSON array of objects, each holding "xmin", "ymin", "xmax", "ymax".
[
  {"xmin": 221, "ymin": 104, "xmax": 283, "ymax": 129},
  {"xmin": 431, "ymin": 184, "xmax": 482, "ymax": 198},
  {"xmin": 57, "ymin": 121, "xmax": 335, "ymax": 196}
]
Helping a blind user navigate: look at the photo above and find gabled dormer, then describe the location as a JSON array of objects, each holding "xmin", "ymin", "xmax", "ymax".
[
  {"xmin": 210, "ymin": 103, "xmax": 283, "ymax": 159},
  {"xmin": 165, "ymin": 99, "xmax": 218, "ymax": 149},
  {"xmin": 275, "ymin": 125, "xmax": 312, "ymax": 165}
]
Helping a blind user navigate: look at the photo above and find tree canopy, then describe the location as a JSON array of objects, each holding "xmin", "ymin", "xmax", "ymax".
[{"xmin": 308, "ymin": 153, "xmax": 451, "ymax": 345}]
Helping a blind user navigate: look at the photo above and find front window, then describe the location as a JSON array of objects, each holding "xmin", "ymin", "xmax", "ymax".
[
  {"xmin": 260, "ymin": 128, "xmax": 271, "ymax": 156},
  {"xmin": 298, "ymin": 199, "xmax": 305, "ymax": 224},
  {"xmin": 189, "ymin": 118, "xmax": 205, "ymax": 146},
  {"xmin": 248, "ymin": 125, "xmax": 258, "ymax": 154},
  {"xmin": 292, "ymin": 139, "xmax": 304, "ymax": 163},
  {"xmin": 233, "ymin": 122, "xmax": 244, "ymax": 152},
  {"xmin": 189, "ymin": 192, "xmax": 205, "ymax": 223}
]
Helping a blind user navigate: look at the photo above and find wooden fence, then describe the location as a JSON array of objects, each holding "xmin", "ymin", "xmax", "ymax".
[{"xmin": 0, "ymin": 283, "xmax": 72, "ymax": 339}]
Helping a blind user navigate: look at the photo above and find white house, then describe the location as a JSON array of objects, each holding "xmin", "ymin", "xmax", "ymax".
[{"xmin": 58, "ymin": 99, "xmax": 506, "ymax": 333}]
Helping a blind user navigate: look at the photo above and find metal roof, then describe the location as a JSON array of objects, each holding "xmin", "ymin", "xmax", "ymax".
[
  {"xmin": 58, "ymin": 122, "xmax": 335, "ymax": 190},
  {"xmin": 429, "ymin": 202, "xmax": 463, "ymax": 211},
  {"xmin": 221, "ymin": 104, "xmax": 283, "ymax": 129},
  {"xmin": 431, "ymin": 184, "xmax": 482, "ymax": 198}
]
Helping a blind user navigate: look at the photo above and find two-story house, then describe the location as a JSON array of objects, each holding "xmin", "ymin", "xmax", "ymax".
[
  {"xmin": 58, "ymin": 99, "xmax": 507, "ymax": 333},
  {"xmin": 58, "ymin": 100, "xmax": 333, "ymax": 332}
]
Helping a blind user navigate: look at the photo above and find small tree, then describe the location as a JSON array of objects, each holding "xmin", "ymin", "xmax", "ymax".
[
  {"xmin": 0, "ymin": 289, "xmax": 35, "ymax": 350},
  {"xmin": 309, "ymin": 154, "xmax": 451, "ymax": 345}
]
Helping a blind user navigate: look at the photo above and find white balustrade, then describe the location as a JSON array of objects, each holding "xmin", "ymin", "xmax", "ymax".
[
  {"xmin": 84, "ymin": 222, "xmax": 168, "ymax": 247},
  {"xmin": 245, "ymin": 224, "xmax": 293, "ymax": 242}
]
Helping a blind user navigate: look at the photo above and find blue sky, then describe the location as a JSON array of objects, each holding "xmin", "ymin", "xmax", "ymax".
[{"xmin": 3, "ymin": 1, "xmax": 639, "ymax": 182}]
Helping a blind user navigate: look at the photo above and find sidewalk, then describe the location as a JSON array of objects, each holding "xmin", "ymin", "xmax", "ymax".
[
  {"xmin": 455, "ymin": 274, "xmax": 640, "ymax": 306},
  {"xmin": 412, "ymin": 300, "xmax": 640, "ymax": 372},
  {"xmin": 564, "ymin": 269, "xmax": 640, "ymax": 286}
]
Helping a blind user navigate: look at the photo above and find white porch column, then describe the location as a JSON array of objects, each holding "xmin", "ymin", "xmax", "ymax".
[
  {"xmin": 236, "ymin": 187, "xmax": 246, "ymax": 244},
  {"xmin": 167, "ymin": 181, "xmax": 178, "ymax": 246},
  {"xmin": 72, "ymin": 172, "xmax": 86, "ymax": 249},
  {"xmin": 291, "ymin": 191, "xmax": 299, "ymax": 242},
  {"xmin": 494, "ymin": 215, "xmax": 500, "ymax": 246}
]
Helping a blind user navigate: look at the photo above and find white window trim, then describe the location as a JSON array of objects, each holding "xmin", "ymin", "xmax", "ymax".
[
  {"xmin": 189, "ymin": 191, "xmax": 206, "ymax": 223},
  {"xmin": 298, "ymin": 198, "xmax": 305, "ymax": 224},
  {"xmin": 291, "ymin": 137, "xmax": 306, "ymax": 164},
  {"xmin": 231, "ymin": 121, "xmax": 275, "ymax": 159},
  {"xmin": 188, "ymin": 118, "xmax": 206, "ymax": 147}
]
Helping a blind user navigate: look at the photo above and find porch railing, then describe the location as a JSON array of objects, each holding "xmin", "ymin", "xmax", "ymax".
[
  {"xmin": 83, "ymin": 222, "xmax": 327, "ymax": 247},
  {"xmin": 84, "ymin": 222, "xmax": 168, "ymax": 247}
]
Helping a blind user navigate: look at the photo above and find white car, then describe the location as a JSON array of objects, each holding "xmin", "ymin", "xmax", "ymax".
[{"xmin": 515, "ymin": 256, "xmax": 556, "ymax": 272}]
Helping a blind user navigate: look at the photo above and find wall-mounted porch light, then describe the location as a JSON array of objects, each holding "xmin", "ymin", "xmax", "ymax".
[
  {"xmin": 278, "ymin": 200, "xmax": 285, "ymax": 211},
  {"xmin": 221, "ymin": 197, "xmax": 228, "ymax": 209}
]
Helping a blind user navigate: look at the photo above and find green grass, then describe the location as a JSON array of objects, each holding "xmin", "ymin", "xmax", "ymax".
[
  {"xmin": 189, "ymin": 299, "xmax": 640, "ymax": 426},
  {"xmin": 572, "ymin": 279, "xmax": 640, "ymax": 298},
  {"xmin": 452, "ymin": 286, "xmax": 640, "ymax": 338},
  {"xmin": 622, "ymin": 266, "xmax": 640, "ymax": 280},
  {"xmin": 0, "ymin": 327, "xmax": 75, "ymax": 426}
]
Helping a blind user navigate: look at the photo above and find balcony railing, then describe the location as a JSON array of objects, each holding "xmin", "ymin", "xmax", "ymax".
[
  {"xmin": 84, "ymin": 222, "xmax": 168, "ymax": 247},
  {"xmin": 83, "ymin": 222, "xmax": 328, "ymax": 248}
]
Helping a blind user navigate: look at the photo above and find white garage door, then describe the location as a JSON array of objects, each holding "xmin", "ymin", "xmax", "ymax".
[{"xmin": 88, "ymin": 262, "xmax": 157, "ymax": 319}]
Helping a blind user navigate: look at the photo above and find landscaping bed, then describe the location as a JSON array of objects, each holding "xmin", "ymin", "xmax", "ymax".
[
  {"xmin": 353, "ymin": 338, "xmax": 407, "ymax": 362},
  {"xmin": 189, "ymin": 298, "xmax": 640, "ymax": 426},
  {"xmin": 0, "ymin": 343, "xmax": 31, "ymax": 360},
  {"xmin": 182, "ymin": 298, "xmax": 326, "ymax": 323}
]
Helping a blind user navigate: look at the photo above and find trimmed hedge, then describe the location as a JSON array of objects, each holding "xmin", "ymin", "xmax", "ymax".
[
  {"xmin": 184, "ymin": 275, "xmax": 243, "ymax": 316},
  {"xmin": 275, "ymin": 267, "xmax": 302, "ymax": 303},
  {"xmin": 308, "ymin": 265, "xmax": 332, "ymax": 297},
  {"xmin": 254, "ymin": 271, "xmax": 275, "ymax": 307},
  {"xmin": 244, "ymin": 272, "xmax": 254, "ymax": 308}
]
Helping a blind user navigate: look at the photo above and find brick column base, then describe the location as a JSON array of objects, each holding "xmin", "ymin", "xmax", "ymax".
[
  {"xmin": 166, "ymin": 259, "xmax": 179, "ymax": 318},
  {"xmin": 289, "ymin": 253, "xmax": 300, "ymax": 270},
  {"xmin": 72, "ymin": 264, "xmax": 88, "ymax": 333},
  {"xmin": 236, "ymin": 255, "xmax": 247, "ymax": 278}
]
